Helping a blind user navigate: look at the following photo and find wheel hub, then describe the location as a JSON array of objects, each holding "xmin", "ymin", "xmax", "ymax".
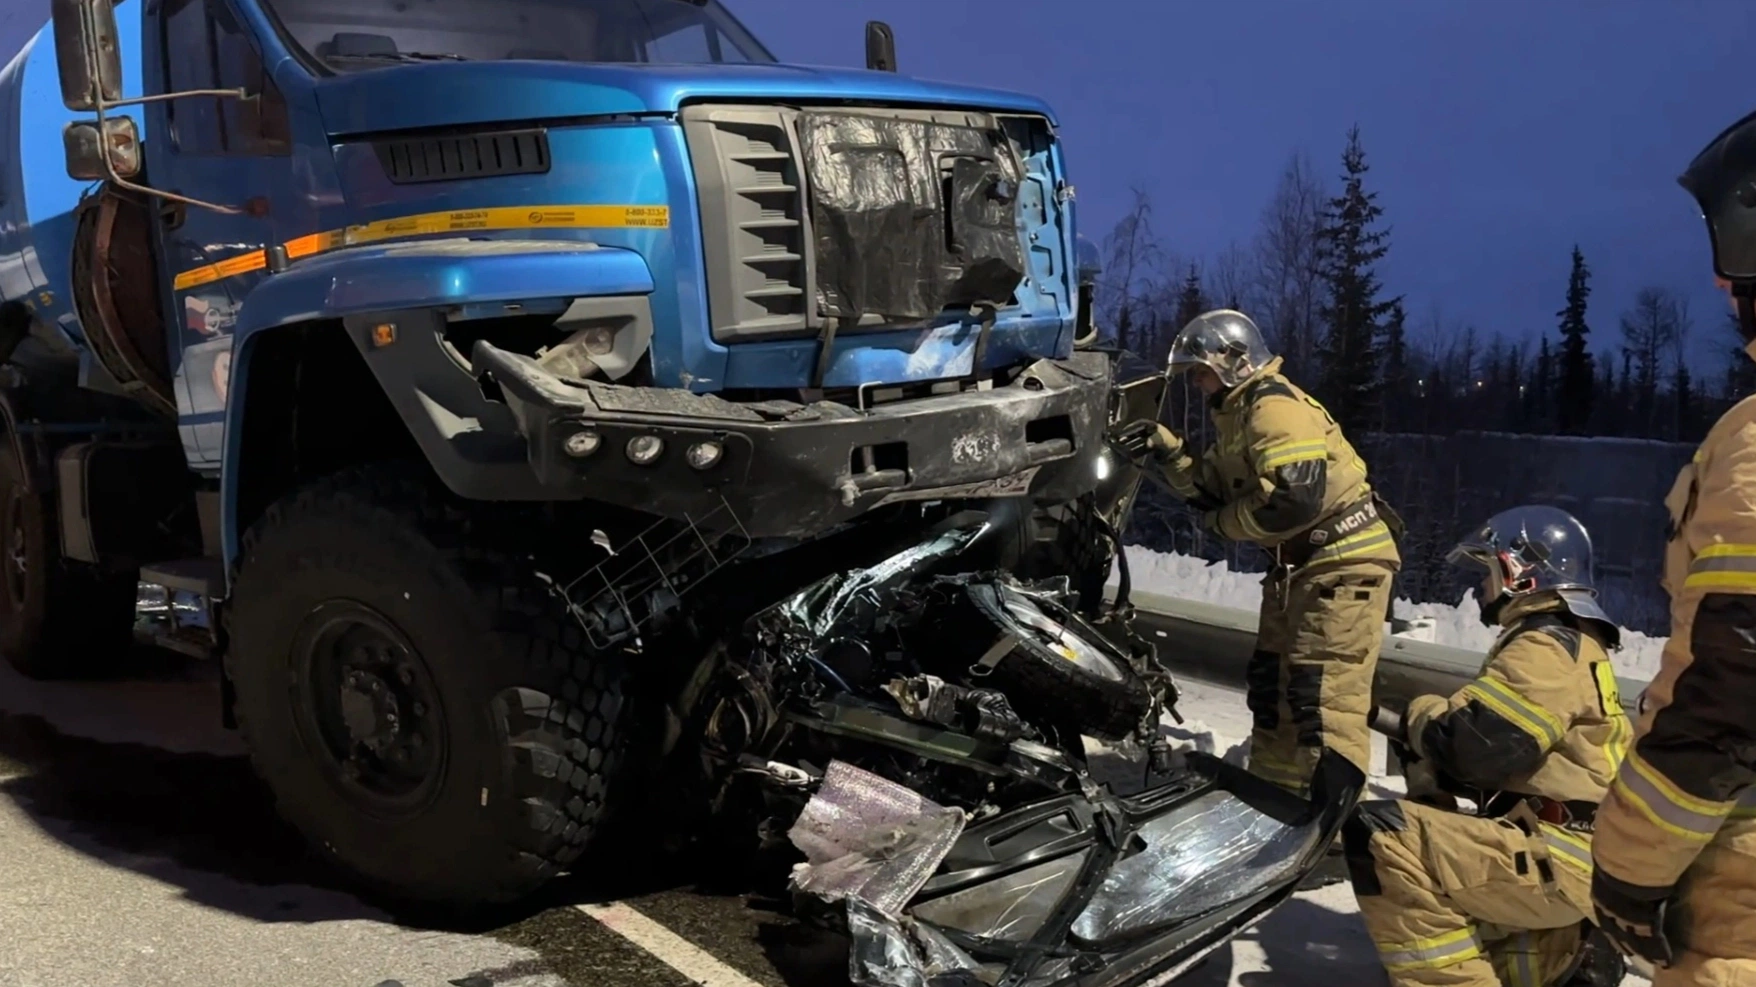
[
  {"xmin": 340, "ymin": 669, "xmax": 406, "ymax": 753},
  {"xmin": 293, "ymin": 602, "xmax": 445, "ymax": 815}
]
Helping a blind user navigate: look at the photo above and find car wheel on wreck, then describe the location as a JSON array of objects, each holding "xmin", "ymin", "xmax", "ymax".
[
  {"xmin": 224, "ymin": 466, "xmax": 629, "ymax": 907},
  {"xmin": 954, "ymin": 579, "xmax": 1154, "ymax": 742}
]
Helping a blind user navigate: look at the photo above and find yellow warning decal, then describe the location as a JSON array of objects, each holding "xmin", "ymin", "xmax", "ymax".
[
  {"xmin": 173, "ymin": 204, "xmax": 671, "ymax": 291},
  {"xmin": 1592, "ymin": 660, "xmax": 1624, "ymax": 715}
]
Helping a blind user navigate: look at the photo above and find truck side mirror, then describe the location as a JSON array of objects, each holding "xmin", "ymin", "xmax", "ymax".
[
  {"xmin": 865, "ymin": 21, "xmax": 897, "ymax": 73},
  {"xmin": 63, "ymin": 117, "xmax": 141, "ymax": 181},
  {"xmin": 51, "ymin": 0, "xmax": 124, "ymax": 111}
]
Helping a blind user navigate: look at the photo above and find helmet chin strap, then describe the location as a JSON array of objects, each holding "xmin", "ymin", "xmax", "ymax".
[{"xmin": 1477, "ymin": 588, "xmax": 1510, "ymax": 627}]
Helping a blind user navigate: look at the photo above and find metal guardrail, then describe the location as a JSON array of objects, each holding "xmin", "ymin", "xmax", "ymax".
[{"xmin": 1124, "ymin": 588, "xmax": 1653, "ymax": 715}]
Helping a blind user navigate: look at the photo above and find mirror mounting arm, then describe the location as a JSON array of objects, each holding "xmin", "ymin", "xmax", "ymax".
[
  {"xmin": 66, "ymin": 0, "xmax": 244, "ymax": 214},
  {"xmin": 102, "ymin": 87, "xmax": 249, "ymax": 109},
  {"xmin": 88, "ymin": 97, "xmax": 246, "ymax": 216}
]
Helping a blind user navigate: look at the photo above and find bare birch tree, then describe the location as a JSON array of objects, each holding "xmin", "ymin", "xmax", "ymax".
[
  {"xmin": 1620, "ymin": 286, "xmax": 1687, "ymax": 436},
  {"xmin": 1206, "ymin": 241, "xmax": 1256, "ymax": 316},
  {"xmin": 1251, "ymin": 150, "xmax": 1326, "ymax": 377},
  {"xmin": 1099, "ymin": 188, "xmax": 1164, "ymax": 357}
]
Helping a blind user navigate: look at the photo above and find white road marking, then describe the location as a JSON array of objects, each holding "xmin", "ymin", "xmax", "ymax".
[{"xmin": 576, "ymin": 901, "xmax": 768, "ymax": 987}]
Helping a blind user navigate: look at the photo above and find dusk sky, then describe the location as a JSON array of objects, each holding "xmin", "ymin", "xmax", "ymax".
[{"xmin": 5, "ymin": 0, "xmax": 1755, "ymax": 370}]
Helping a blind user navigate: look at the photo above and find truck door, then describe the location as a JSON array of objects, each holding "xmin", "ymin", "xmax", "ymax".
[{"xmin": 143, "ymin": 0, "xmax": 293, "ymax": 470}]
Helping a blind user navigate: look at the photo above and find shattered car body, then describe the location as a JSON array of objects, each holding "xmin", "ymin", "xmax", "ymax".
[{"xmin": 689, "ymin": 514, "xmax": 1366, "ymax": 987}]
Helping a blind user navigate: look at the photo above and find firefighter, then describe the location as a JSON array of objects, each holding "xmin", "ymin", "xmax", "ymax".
[
  {"xmin": 1589, "ymin": 113, "xmax": 1756, "ymax": 986},
  {"xmin": 1115, "ymin": 309, "xmax": 1400, "ymax": 795},
  {"xmin": 1347, "ymin": 505, "xmax": 1629, "ymax": 987}
]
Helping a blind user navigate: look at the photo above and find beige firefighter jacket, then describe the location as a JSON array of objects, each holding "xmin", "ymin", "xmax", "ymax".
[
  {"xmin": 1156, "ymin": 357, "xmax": 1399, "ymax": 568},
  {"xmin": 1406, "ymin": 594, "xmax": 1630, "ymax": 804},
  {"xmin": 1594, "ymin": 368, "xmax": 1756, "ymax": 891}
]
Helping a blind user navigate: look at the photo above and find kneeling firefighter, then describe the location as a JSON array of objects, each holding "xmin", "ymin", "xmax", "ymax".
[
  {"xmin": 1349, "ymin": 505, "xmax": 1629, "ymax": 987},
  {"xmin": 1117, "ymin": 309, "xmax": 1401, "ymax": 795}
]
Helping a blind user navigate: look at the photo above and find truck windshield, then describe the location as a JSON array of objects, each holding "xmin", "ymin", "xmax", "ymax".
[{"xmin": 262, "ymin": 0, "xmax": 778, "ymax": 71}]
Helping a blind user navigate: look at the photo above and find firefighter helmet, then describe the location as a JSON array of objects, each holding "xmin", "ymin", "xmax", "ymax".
[
  {"xmin": 1166, "ymin": 309, "xmax": 1274, "ymax": 389},
  {"xmin": 1445, "ymin": 504, "xmax": 1619, "ymax": 644},
  {"xmin": 1679, "ymin": 108, "xmax": 1756, "ymax": 345}
]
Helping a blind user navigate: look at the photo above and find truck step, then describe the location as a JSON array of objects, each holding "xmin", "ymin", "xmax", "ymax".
[
  {"xmin": 139, "ymin": 558, "xmax": 224, "ymax": 598},
  {"xmin": 136, "ymin": 558, "xmax": 223, "ymax": 661}
]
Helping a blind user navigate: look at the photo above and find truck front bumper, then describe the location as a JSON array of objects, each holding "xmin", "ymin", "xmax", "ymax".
[{"xmin": 471, "ymin": 342, "xmax": 1114, "ymax": 540}]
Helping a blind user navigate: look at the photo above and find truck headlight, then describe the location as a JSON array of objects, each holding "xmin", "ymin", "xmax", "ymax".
[
  {"xmin": 686, "ymin": 441, "xmax": 724, "ymax": 471},
  {"xmin": 626, "ymin": 435, "xmax": 665, "ymax": 465},
  {"xmin": 563, "ymin": 429, "xmax": 602, "ymax": 458}
]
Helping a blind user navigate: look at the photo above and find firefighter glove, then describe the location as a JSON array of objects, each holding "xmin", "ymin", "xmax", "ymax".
[
  {"xmin": 1113, "ymin": 420, "xmax": 1181, "ymax": 464},
  {"xmin": 1591, "ymin": 869, "xmax": 1678, "ymax": 968}
]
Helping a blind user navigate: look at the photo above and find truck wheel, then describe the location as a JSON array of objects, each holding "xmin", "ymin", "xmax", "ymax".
[
  {"xmin": 0, "ymin": 442, "xmax": 136, "ymax": 678},
  {"xmin": 225, "ymin": 467, "xmax": 628, "ymax": 907},
  {"xmin": 1015, "ymin": 500, "xmax": 1113, "ymax": 615}
]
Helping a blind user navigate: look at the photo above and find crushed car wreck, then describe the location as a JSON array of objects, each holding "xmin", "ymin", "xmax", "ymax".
[{"xmin": 667, "ymin": 514, "xmax": 1366, "ymax": 987}]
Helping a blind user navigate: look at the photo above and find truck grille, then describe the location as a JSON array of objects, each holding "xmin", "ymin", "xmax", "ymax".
[
  {"xmin": 684, "ymin": 104, "xmax": 1053, "ymax": 349},
  {"xmin": 680, "ymin": 108, "xmax": 812, "ymax": 342}
]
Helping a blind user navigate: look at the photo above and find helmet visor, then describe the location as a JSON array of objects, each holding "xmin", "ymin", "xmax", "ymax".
[{"xmin": 1445, "ymin": 542, "xmax": 1492, "ymax": 570}]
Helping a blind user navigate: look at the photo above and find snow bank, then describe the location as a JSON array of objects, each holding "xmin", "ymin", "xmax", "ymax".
[{"xmin": 1119, "ymin": 545, "xmax": 1668, "ymax": 682}]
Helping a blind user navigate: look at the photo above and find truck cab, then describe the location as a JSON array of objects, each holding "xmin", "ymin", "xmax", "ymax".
[{"xmin": 0, "ymin": 0, "xmax": 1114, "ymax": 904}]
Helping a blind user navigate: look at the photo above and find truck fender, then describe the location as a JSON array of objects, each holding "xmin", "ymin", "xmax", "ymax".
[{"xmin": 219, "ymin": 239, "xmax": 655, "ymax": 564}]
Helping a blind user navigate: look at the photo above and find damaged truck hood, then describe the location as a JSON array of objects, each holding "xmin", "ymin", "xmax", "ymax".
[{"xmin": 315, "ymin": 61, "xmax": 1060, "ymax": 137}]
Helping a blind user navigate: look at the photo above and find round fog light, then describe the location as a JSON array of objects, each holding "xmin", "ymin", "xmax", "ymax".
[
  {"xmin": 686, "ymin": 441, "xmax": 724, "ymax": 470},
  {"xmin": 563, "ymin": 429, "xmax": 602, "ymax": 458},
  {"xmin": 626, "ymin": 434, "xmax": 665, "ymax": 465}
]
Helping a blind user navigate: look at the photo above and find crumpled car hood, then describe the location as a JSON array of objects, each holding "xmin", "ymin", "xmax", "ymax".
[
  {"xmin": 792, "ymin": 751, "xmax": 1364, "ymax": 987},
  {"xmin": 719, "ymin": 512, "xmax": 1364, "ymax": 987}
]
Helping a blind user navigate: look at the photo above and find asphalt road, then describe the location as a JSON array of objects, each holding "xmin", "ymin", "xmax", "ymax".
[
  {"xmin": 0, "ymin": 651, "xmax": 874, "ymax": 987},
  {"xmin": 0, "ymin": 646, "xmax": 1397, "ymax": 987}
]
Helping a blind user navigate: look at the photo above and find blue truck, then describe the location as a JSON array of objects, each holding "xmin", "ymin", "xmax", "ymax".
[{"xmin": 4, "ymin": 0, "xmax": 1123, "ymax": 905}]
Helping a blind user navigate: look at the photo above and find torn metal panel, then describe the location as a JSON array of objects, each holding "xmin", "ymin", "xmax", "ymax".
[
  {"xmin": 1068, "ymin": 789, "xmax": 1320, "ymax": 944},
  {"xmin": 797, "ymin": 111, "xmax": 1026, "ymax": 324},
  {"xmin": 847, "ymin": 900, "xmax": 997, "ymax": 987},
  {"xmin": 788, "ymin": 761, "xmax": 968, "ymax": 919},
  {"xmin": 764, "ymin": 520, "xmax": 986, "ymax": 643},
  {"xmin": 911, "ymin": 850, "xmax": 1090, "ymax": 943}
]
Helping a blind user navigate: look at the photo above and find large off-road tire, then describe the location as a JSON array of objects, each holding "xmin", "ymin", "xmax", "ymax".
[
  {"xmin": 957, "ymin": 580, "xmax": 1152, "ymax": 742},
  {"xmin": 1013, "ymin": 500, "xmax": 1115, "ymax": 616},
  {"xmin": 0, "ymin": 440, "xmax": 138, "ymax": 678},
  {"xmin": 225, "ymin": 466, "xmax": 629, "ymax": 907}
]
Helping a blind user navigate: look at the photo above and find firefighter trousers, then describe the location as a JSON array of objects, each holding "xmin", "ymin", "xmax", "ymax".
[
  {"xmin": 1651, "ymin": 818, "xmax": 1756, "ymax": 987},
  {"xmin": 1346, "ymin": 799, "xmax": 1594, "ymax": 986},
  {"xmin": 1246, "ymin": 559, "xmax": 1395, "ymax": 795}
]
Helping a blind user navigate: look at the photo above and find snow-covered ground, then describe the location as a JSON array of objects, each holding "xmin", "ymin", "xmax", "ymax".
[{"xmin": 1121, "ymin": 545, "xmax": 1668, "ymax": 682}]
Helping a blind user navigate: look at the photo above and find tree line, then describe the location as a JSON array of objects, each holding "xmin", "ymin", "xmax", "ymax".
[{"xmin": 1098, "ymin": 126, "xmax": 1749, "ymax": 445}]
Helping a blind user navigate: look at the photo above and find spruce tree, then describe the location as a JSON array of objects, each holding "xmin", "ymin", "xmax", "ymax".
[
  {"xmin": 1315, "ymin": 126, "xmax": 1400, "ymax": 432},
  {"xmin": 1173, "ymin": 264, "xmax": 1207, "ymax": 332},
  {"xmin": 1381, "ymin": 301, "xmax": 1409, "ymax": 432},
  {"xmin": 1555, "ymin": 246, "xmax": 1595, "ymax": 433},
  {"xmin": 1528, "ymin": 336, "xmax": 1553, "ymax": 431}
]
